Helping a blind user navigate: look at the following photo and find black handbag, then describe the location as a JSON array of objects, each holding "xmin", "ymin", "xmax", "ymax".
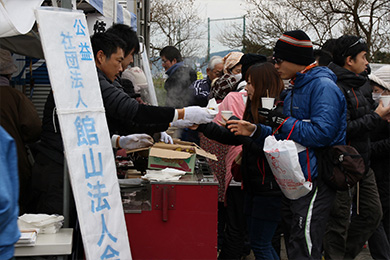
[{"xmin": 315, "ymin": 145, "xmax": 365, "ymax": 191}]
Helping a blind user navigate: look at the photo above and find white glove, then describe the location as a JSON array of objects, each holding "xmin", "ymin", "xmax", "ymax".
[
  {"xmin": 118, "ymin": 134, "xmax": 154, "ymax": 150},
  {"xmin": 183, "ymin": 106, "xmax": 214, "ymax": 125},
  {"xmin": 160, "ymin": 132, "xmax": 173, "ymax": 144},
  {"xmin": 170, "ymin": 119, "xmax": 194, "ymax": 128}
]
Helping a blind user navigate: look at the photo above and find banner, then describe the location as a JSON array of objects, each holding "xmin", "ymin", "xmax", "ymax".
[{"xmin": 35, "ymin": 7, "xmax": 132, "ymax": 260}]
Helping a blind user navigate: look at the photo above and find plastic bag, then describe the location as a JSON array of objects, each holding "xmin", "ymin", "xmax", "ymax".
[{"xmin": 263, "ymin": 120, "xmax": 312, "ymax": 200}]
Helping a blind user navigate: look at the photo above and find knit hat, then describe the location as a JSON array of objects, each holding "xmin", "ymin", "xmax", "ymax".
[
  {"xmin": 239, "ymin": 53, "xmax": 267, "ymax": 79},
  {"xmin": 273, "ymin": 30, "xmax": 315, "ymax": 66},
  {"xmin": 0, "ymin": 49, "xmax": 17, "ymax": 75},
  {"xmin": 122, "ymin": 66, "xmax": 148, "ymax": 93},
  {"xmin": 223, "ymin": 51, "xmax": 244, "ymax": 74},
  {"xmin": 369, "ymin": 65, "xmax": 390, "ymax": 91}
]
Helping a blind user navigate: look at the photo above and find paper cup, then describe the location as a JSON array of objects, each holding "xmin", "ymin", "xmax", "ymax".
[
  {"xmin": 261, "ymin": 97, "xmax": 275, "ymax": 109},
  {"xmin": 380, "ymin": 96, "xmax": 390, "ymax": 107},
  {"xmin": 221, "ymin": 110, "xmax": 233, "ymax": 122}
]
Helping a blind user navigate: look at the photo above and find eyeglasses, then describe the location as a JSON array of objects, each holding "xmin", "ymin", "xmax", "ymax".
[
  {"xmin": 342, "ymin": 38, "xmax": 366, "ymax": 56},
  {"xmin": 272, "ymin": 57, "xmax": 284, "ymax": 65}
]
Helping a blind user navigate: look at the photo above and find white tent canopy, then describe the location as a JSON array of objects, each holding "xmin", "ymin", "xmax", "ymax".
[
  {"xmin": 0, "ymin": 0, "xmax": 44, "ymax": 38},
  {"xmin": 0, "ymin": 0, "xmax": 137, "ymax": 58}
]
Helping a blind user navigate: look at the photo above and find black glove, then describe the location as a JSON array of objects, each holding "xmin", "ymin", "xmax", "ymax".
[
  {"xmin": 258, "ymin": 102, "xmax": 286, "ymax": 129},
  {"xmin": 225, "ymin": 115, "xmax": 240, "ymax": 129}
]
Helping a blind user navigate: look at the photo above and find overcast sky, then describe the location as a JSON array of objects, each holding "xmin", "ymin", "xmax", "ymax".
[
  {"xmin": 194, "ymin": 0, "xmax": 246, "ymax": 55},
  {"xmin": 196, "ymin": 0, "xmax": 246, "ymax": 19}
]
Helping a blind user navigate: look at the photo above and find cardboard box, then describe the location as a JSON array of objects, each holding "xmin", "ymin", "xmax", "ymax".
[
  {"xmin": 148, "ymin": 141, "xmax": 217, "ymax": 173},
  {"xmin": 128, "ymin": 140, "xmax": 217, "ymax": 174}
]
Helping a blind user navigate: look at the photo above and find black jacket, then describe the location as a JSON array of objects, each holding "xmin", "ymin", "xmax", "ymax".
[
  {"xmin": 38, "ymin": 91, "xmax": 64, "ymax": 164},
  {"xmin": 328, "ymin": 62, "xmax": 382, "ymax": 171},
  {"xmin": 164, "ymin": 65, "xmax": 197, "ymax": 108},
  {"xmin": 370, "ymin": 119, "xmax": 390, "ymax": 204},
  {"xmin": 37, "ymin": 69, "xmax": 176, "ymax": 163},
  {"xmin": 198, "ymin": 122, "xmax": 281, "ymax": 196},
  {"xmin": 98, "ymin": 69, "xmax": 174, "ymax": 136}
]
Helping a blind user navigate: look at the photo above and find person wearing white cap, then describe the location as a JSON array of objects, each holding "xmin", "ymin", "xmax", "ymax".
[
  {"xmin": 209, "ymin": 51, "xmax": 244, "ymax": 102},
  {"xmin": 121, "ymin": 66, "xmax": 148, "ymax": 102},
  {"xmin": 0, "ymin": 48, "xmax": 41, "ymax": 214},
  {"xmin": 366, "ymin": 65, "xmax": 390, "ymax": 259},
  {"xmin": 370, "ymin": 65, "xmax": 390, "ymax": 101}
]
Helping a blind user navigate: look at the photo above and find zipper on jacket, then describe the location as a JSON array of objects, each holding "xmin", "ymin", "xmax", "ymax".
[
  {"xmin": 351, "ymin": 88, "xmax": 359, "ymax": 109},
  {"xmin": 290, "ymin": 89, "xmax": 294, "ymax": 117},
  {"xmin": 257, "ymin": 157, "xmax": 265, "ymax": 184}
]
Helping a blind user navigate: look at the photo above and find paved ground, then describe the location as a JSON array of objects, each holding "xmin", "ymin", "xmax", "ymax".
[
  {"xmin": 244, "ymin": 238, "xmax": 373, "ymax": 260},
  {"xmin": 354, "ymin": 246, "xmax": 374, "ymax": 260}
]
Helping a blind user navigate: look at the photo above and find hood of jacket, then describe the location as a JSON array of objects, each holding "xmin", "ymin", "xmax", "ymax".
[
  {"xmin": 328, "ymin": 62, "xmax": 367, "ymax": 89},
  {"xmin": 294, "ymin": 65, "xmax": 337, "ymax": 89}
]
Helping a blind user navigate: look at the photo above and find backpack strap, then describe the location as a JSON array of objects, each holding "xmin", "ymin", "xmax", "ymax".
[
  {"xmin": 286, "ymin": 120, "xmax": 298, "ymax": 140},
  {"xmin": 306, "ymin": 148, "xmax": 311, "ymax": 182}
]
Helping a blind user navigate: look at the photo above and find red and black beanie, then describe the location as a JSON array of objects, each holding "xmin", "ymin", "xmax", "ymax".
[{"xmin": 273, "ymin": 30, "xmax": 315, "ymax": 66}]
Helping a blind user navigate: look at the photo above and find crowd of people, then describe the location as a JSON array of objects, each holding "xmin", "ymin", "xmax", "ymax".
[{"xmin": 1, "ymin": 21, "xmax": 390, "ymax": 260}]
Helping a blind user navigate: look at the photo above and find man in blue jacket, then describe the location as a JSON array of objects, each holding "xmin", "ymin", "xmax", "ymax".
[
  {"xmin": 0, "ymin": 126, "xmax": 20, "ymax": 260},
  {"xmin": 160, "ymin": 46, "xmax": 197, "ymax": 108},
  {"xmin": 263, "ymin": 30, "xmax": 346, "ymax": 259}
]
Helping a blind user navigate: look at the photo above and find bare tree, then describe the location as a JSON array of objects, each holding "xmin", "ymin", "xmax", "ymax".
[
  {"xmin": 219, "ymin": 0, "xmax": 390, "ymax": 62},
  {"xmin": 149, "ymin": 0, "xmax": 204, "ymax": 60},
  {"xmin": 323, "ymin": 0, "xmax": 390, "ymax": 61}
]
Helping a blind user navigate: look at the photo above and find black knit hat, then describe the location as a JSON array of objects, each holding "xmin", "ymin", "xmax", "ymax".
[
  {"xmin": 239, "ymin": 53, "xmax": 267, "ymax": 79},
  {"xmin": 273, "ymin": 30, "xmax": 315, "ymax": 66}
]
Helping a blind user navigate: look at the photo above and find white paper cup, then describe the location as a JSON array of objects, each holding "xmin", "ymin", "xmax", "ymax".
[
  {"xmin": 221, "ymin": 110, "xmax": 233, "ymax": 122},
  {"xmin": 380, "ymin": 96, "xmax": 390, "ymax": 107},
  {"xmin": 261, "ymin": 97, "xmax": 275, "ymax": 109}
]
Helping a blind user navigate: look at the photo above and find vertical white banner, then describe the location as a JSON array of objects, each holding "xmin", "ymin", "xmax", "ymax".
[{"xmin": 35, "ymin": 7, "xmax": 132, "ymax": 260}]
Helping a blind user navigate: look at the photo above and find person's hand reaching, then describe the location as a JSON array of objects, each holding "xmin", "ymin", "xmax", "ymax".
[
  {"xmin": 160, "ymin": 131, "xmax": 173, "ymax": 144},
  {"xmin": 118, "ymin": 134, "xmax": 154, "ymax": 150},
  {"xmin": 226, "ymin": 119, "xmax": 256, "ymax": 136},
  {"xmin": 183, "ymin": 106, "xmax": 214, "ymax": 124}
]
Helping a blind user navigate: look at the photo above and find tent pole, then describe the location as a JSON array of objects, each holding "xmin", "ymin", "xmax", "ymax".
[
  {"xmin": 61, "ymin": 0, "xmax": 72, "ymax": 229},
  {"xmin": 61, "ymin": 0, "xmax": 72, "ymax": 9},
  {"xmin": 113, "ymin": 0, "xmax": 118, "ymax": 24}
]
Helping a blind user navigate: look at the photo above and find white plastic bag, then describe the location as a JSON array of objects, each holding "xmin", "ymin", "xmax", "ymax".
[
  {"xmin": 18, "ymin": 214, "xmax": 64, "ymax": 233},
  {"xmin": 263, "ymin": 122, "xmax": 312, "ymax": 200}
]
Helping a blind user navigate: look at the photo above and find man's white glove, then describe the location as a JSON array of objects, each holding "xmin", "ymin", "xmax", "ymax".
[
  {"xmin": 170, "ymin": 119, "xmax": 193, "ymax": 128},
  {"xmin": 183, "ymin": 106, "xmax": 214, "ymax": 125},
  {"xmin": 160, "ymin": 132, "xmax": 173, "ymax": 144},
  {"xmin": 112, "ymin": 134, "xmax": 154, "ymax": 150}
]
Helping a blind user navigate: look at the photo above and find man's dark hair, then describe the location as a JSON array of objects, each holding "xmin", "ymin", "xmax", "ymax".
[
  {"xmin": 105, "ymin": 23, "xmax": 140, "ymax": 56},
  {"xmin": 332, "ymin": 35, "xmax": 368, "ymax": 67},
  {"xmin": 314, "ymin": 49, "xmax": 333, "ymax": 66},
  {"xmin": 322, "ymin": 39, "xmax": 337, "ymax": 54},
  {"xmin": 160, "ymin": 46, "xmax": 183, "ymax": 62},
  {"xmin": 91, "ymin": 32, "xmax": 126, "ymax": 59}
]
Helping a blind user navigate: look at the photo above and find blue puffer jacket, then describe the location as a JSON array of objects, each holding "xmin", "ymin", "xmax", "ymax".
[
  {"xmin": 258, "ymin": 66, "xmax": 347, "ymax": 180},
  {"xmin": 0, "ymin": 126, "xmax": 20, "ymax": 260}
]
